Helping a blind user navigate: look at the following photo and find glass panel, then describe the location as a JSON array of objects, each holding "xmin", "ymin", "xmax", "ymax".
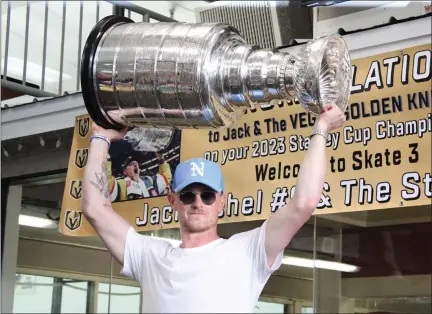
[
  {"xmin": 97, "ymin": 283, "xmax": 141, "ymax": 313},
  {"xmin": 254, "ymin": 300, "xmax": 285, "ymax": 313},
  {"xmin": 301, "ymin": 306, "xmax": 314, "ymax": 313},
  {"xmin": 60, "ymin": 280, "xmax": 88, "ymax": 313},
  {"xmin": 313, "ymin": 206, "xmax": 431, "ymax": 313},
  {"xmin": 13, "ymin": 274, "xmax": 91, "ymax": 313},
  {"xmin": 12, "ymin": 173, "xmax": 114, "ymax": 313},
  {"xmin": 14, "ymin": 274, "xmax": 54, "ymax": 313}
]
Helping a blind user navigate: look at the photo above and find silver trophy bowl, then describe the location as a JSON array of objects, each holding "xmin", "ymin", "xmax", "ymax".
[{"xmin": 81, "ymin": 16, "xmax": 351, "ymax": 151}]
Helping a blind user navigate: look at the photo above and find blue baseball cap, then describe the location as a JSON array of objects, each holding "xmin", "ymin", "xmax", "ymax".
[{"xmin": 171, "ymin": 158, "xmax": 224, "ymax": 193}]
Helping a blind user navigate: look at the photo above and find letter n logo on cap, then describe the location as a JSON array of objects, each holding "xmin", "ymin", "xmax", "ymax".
[{"xmin": 190, "ymin": 161, "xmax": 204, "ymax": 177}]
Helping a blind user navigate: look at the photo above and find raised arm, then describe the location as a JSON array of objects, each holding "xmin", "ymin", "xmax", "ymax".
[
  {"xmin": 81, "ymin": 123, "xmax": 130, "ymax": 265},
  {"xmin": 265, "ymin": 104, "xmax": 346, "ymax": 265}
]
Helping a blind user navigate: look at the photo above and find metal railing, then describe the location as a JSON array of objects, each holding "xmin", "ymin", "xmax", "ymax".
[{"xmin": 1, "ymin": 0, "xmax": 177, "ymax": 98}]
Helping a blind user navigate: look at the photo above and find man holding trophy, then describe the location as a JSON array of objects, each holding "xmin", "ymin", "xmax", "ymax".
[{"xmin": 80, "ymin": 15, "xmax": 351, "ymax": 313}]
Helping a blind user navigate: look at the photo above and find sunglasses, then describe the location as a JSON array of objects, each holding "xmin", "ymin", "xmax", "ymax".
[{"xmin": 178, "ymin": 191, "xmax": 218, "ymax": 205}]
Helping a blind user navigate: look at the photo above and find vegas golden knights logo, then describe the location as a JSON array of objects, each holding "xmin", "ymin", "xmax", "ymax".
[
  {"xmin": 69, "ymin": 180, "xmax": 82, "ymax": 199},
  {"xmin": 75, "ymin": 149, "xmax": 88, "ymax": 168},
  {"xmin": 77, "ymin": 117, "xmax": 90, "ymax": 138},
  {"xmin": 64, "ymin": 210, "xmax": 83, "ymax": 231}
]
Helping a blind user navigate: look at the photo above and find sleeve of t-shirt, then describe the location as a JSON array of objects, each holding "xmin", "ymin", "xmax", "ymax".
[
  {"xmin": 121, "ymin": 226, "xmax": 153, "ymax": 282},
  {"xmin": 242, "ymin": 220, "xmax": 284, "ymax": 283}
]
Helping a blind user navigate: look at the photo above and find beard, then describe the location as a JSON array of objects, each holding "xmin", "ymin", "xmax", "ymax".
[{"xmin": 181, "ymin": 211, "xmax": 218, "ymax": 233}]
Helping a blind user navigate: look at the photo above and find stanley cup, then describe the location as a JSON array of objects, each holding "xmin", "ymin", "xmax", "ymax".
[{"xmin": 81, "ymin": 15, "xmax": 351, "ymax": 151}]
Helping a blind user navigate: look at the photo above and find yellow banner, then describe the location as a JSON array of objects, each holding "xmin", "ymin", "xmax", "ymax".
[{"xmin": 59, "ymin": 44, "xmax": 431, "ymax": 236}]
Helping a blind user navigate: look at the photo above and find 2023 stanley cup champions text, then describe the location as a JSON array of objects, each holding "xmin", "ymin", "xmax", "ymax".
[{"xmin": 202, "ymin": 46, "xmax": 431, "ymax": 215}]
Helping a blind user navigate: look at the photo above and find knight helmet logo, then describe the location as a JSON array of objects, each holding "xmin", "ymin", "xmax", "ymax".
[
  {"xmin": 64, "ymin": 210, "xmax": 83, "ymax": 231},
  {"xmin": 69, "ymin": 180, "xmax": 82, "ymax": 199},
  {"xmin": 75, "ymin": 149, "xmax": 89, "ymax": 168},
  {"xmin": 77, "ymin": 117, "xmax": 90, "ymax": 138},
  {"xmin": 190, "ymin": 161, "xmax": 205, "ymax": 177}
]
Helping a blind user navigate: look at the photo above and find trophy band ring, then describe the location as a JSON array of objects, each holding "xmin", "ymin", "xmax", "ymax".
[{"xmin": 81, "ymin": 15, "xmax": 351, "ymax": 151}]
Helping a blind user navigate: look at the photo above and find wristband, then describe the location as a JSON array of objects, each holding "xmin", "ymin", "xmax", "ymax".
[
  {"xmin": 310, "ymin": 126, "xmax": 328, "ymax": 141},
  {"xmin": 90, "ymin": 134, "xmax": 111, "ymax": 147}
]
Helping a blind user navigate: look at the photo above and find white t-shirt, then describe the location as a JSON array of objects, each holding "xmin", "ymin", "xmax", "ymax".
[{"xmin": 121, "ymin": 221, "xmax": 283, "ymax": 313}]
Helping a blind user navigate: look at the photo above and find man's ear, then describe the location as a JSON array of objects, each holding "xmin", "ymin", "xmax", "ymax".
[
  {"xmin": 219, "ymin": 193, "xmax": 226, "ymax": 211},
  {"xmin": 167, "ymin": 192, "xmax": 176, "ymax": 208}
]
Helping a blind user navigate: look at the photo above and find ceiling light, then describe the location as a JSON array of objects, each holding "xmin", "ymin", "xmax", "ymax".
[
  {"xmin": 39, "ymin": 136, "xmax": 45, "ymax": 147},
  {"xmin": 302, "ymin": 0, "xmax": 347, "ymax": 6},
  {"xmin": 56, "ymin": 137, "xmax": 62, "ymax": 148},
  {"xmin": 282, "ymin": 256, "xmax": 360, "ymax": 272},
  {"xmin": 17, "ymin": 143, "xmax": 23, "ymax": 151},
  {"xmin": 19, "ymin": 214, "xmax": 58, "ymax": 229},
  {"xmin": 331, "ymin": 1, "xmax": 410, "ymax": 7},
  {"xmin": 3, "ymin": 147, "xmax": 9, "ymax": 157}
]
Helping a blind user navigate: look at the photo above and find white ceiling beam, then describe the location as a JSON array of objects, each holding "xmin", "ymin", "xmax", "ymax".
[{"xmin": 1, "ymin": 92, "xmax": 86, "ymax": 141}]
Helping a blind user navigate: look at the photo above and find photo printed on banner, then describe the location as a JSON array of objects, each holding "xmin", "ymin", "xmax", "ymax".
[{"xmin": 107, "ymin": 128, "xmax": 182, "ymax": 203}]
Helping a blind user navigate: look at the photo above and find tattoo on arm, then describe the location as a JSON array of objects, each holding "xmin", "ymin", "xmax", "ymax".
[{"xmin": 89, "ymin": 160, "xmax": 110, "ymax": 199}]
